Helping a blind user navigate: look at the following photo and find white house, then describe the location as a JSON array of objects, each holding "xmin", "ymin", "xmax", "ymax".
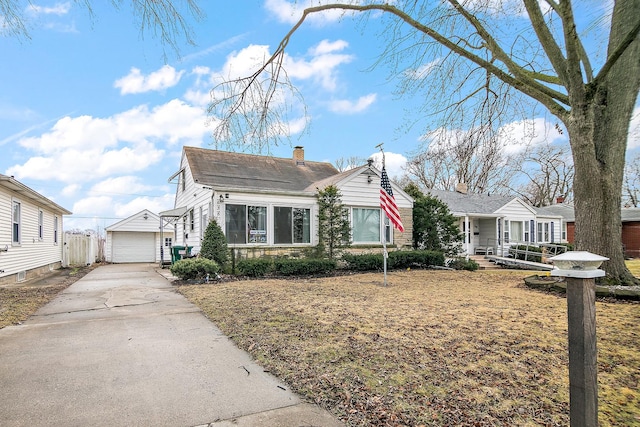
[
  {"xmin": 0, "ymin": 174, "xmax": 71, "ymax": 285},
  {"xmin": 105, "ymin": 210, "xmax": 174, "ymax": 263},
  {"xmin": 427, "ymin": 185, "xmax": 565, "ymax": 256},
  {"xmin": 163, "ymin": 146, "xmax": 413, "ymax": 259}
]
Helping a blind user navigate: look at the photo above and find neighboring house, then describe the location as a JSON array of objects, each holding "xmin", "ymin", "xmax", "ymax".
[
  {"xmin": 163, "ymin": 146, "xmax": 413, "ymax": 258},
  {"xmin": 0, "ymin": 174, "xmax": 71, "ymax": 285},
  {"xmin": 105, "ymin": 210, "xmax": 174, "ymax": 263},
  {"xmin": 427, "ymin": 184, "xmax": 565, "ymax": 256},
  {"xmin": 539, "ymin": 204, "xmax": 640, "ymax": 258}
]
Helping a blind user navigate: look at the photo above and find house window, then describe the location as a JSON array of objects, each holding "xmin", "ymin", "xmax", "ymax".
[
  {"xmin": 54, "ymin": 216, "xmax": 58, "ymax": 244},
  {"xmin": 562, "ymin": 222, "xmax": 567, "ymax": 241},
  {"xmin": 189, "ymin": 209, "xmax": 195, "ymax": 231},
  {"xmin": 544, "ymin": 222, "xmax": 550, "ymax": 242},
  {"xmin": 352, "ymin": 208, "xmax": 381, "ymax": 243},
  {"xmin": 537, "ymin": 222, "xmax": 543, "ymax": 242},
  {"xmin": 38, "ymin": 210, "xmax": 44, "ymax": 240},
  {"xmin": 274, "ymin": 207, "xmax": 311, "ymax": 244},
  {"xmin": 12, "ymin": 200, "xmax": 21, "ymax": 244},
  {"xmin": 504, "ymin": 220, "xmax": 510, "ymax": 243},
  {"xmin": 164, "ymin": 237, "xmax": 172, "ymax": 247},
  {"xmin": 181, "ymin": 170, "xmax": 186, "ymax": 192},
  {"xmin": 225, "ymin": 204, "xmax": 267, "ymax": 244},
  {"xmin": 511, "ymin": 221, "xmax": 523, "ymax": 242}
]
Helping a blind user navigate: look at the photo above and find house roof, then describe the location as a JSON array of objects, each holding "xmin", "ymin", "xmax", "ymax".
[
  {"xmin": 536, "ymin": 204, "xmax": 576, "ymax": 221},
  {"xmin": 0, "ymin": 174, "xmax": 72, "ymax": 215},
  {"xmin": 183, "ymin": 146, "xmax": 339, "ymax": 193},
  {"xmin": 306, "ymin": 165, "xmax": 372, "ymax": 191},
  {"xmin": 106, "ymin": 209, "xmax": 173, "ymax": 232},
  {"xmin": 426, "ymin": 188, "xmax": 515, "ymax": 215}
]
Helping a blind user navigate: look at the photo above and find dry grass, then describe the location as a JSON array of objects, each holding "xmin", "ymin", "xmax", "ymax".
[
  {"xmin": 0, "ymin": 265, "xmax": 95, "ymax": 329},
  {"xmin": 178, "ymin": 269, "xmax": 640, "ymax": 427}
]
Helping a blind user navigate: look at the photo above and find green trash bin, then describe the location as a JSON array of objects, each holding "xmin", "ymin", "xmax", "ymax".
[
  {"xmin": 171, "ymin": 246, "xmax": 185, "ymax": 264},
  {"xmin": 171, "ymin": 245, "xmax": 194, "ymax": 264}
]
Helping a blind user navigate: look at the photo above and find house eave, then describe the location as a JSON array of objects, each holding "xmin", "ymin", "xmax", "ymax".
[{"xmin": 0, "ymin": 174, "xmax": 72, "ymax": 215}]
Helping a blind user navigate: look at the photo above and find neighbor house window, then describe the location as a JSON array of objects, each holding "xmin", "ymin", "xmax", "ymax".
[
  {"xmin": 12, "ymin": 200, "xmax": 21, "ymax": 244},
  {"xmin": 511, "ymin": 221, "xmax": 523, "ymax": 242},
  {"xmin": 189, "ymin": 209, "xmax": 195, "ymax": 231},
  {"xmin": 181, "ymin": 170, "xmax": 186, "ymax": 192},
  {"xmin": 38, "ymin": 209, "xmax": 44, "ymax": 240},
  {"xmin": 54, "ymin": 216, "xmax": 58, "ymax": 244},
  {"xmin": 544, "ymin": 222, "xmax": 550, "ymax": 242},
  {"xmin": 504, "ymin": 220, "xmax": 510, "ymax": 243},
  {"xmin": 537, "ymin": 222, "xmax": 543, "ymax": 242},
  {"xmin": 225, "ymin": 204, "xmax": 267, "ymax": 244},
  {"xmin": 164, "ymin": 237, "xmax": 172, "ymax": 247},
  {"xmin": 352, "ymin": 208, "xmax": 381, "ymax": 243},
  {"xmin": 562, "ymin": 222, "xmax": 567, "ymax": 241},
  {"xmin": 274, "ymin": 207, "xmax": 311, "ymax": 244}
]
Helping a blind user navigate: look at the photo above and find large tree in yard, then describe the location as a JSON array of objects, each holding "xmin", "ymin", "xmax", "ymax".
[{"xmin": 209, "ymin": 1, "xmax": 640, "ymax": 285}]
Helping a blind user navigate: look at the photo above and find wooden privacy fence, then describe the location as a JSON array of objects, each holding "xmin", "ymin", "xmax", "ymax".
[{"xmin": 63, "ymin": 232, "xmax": 105, "ymax": 267}]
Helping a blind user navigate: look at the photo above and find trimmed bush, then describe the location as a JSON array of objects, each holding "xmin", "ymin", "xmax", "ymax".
[
  {"xmin": 237, "ymin": 258, "xmax": 274, "ymax": 277},
  {"xmin": 274, "ymin": 258, "xmax": 337, "ymax": 276},
  {"xmin": 170, "ymin": 258, "xmax": 219, "ymax": 280},
  {"xmin": 342, "ymin": 250, "xmax": 445, "ymax": 272},
  {"xmin": 447, "ymin": 257, "xmax": 479, "ymax": 271}
]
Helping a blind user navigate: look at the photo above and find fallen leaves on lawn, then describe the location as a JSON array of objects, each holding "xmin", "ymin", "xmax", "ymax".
[{"xmin": 178, "ymin": 269, "xmax": 640, "ymax": 427}]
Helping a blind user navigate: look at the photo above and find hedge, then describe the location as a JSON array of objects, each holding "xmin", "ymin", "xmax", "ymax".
[
  {"xmin": 274, "ymin": 258, "xmax": 337, "ymax": 276},
  {"xmin": 236, "ymin": 258, "xmax": 274, "ymax": 277},
  {"xmin": 342, "ymin": 250, "xmax": 445, "ymax": 271},
  {"xmin": 170, "ymin": 258, "xmax": 219, "ymax": 280}
]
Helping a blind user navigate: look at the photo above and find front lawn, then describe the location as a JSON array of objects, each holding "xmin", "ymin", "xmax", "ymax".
[{"xmin": 178, "ymin": 269, "xmax": 640, "ymax": 426}]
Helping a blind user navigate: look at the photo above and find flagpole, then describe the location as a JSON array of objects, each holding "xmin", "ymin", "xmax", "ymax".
[{"xmin": 376, "ymin": 143, "xmax": 388, "ymax": 287}]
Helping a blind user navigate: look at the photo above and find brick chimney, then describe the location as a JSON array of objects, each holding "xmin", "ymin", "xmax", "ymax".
[
  {"xmin": 293, "ymin": 146, "xmax": 305, "ymax": 165},
  {"xmin": 455, "ymin": 182, "xmax": 468, "ymax": 194},
  {"xmin": 556, "ymin": 195, "xmax": 565, "ymax": 204}
]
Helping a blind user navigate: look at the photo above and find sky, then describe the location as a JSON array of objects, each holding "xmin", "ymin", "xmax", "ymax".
[{"xmin": 1, "ymin": 1, "xmax": 638, "ymax": 232}]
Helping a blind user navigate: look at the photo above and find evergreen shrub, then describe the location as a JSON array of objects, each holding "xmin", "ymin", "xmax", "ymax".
[
  {"xmin": 170, "ymin": 258, "xmax": 219, "ymax": 280},
  {"xmin": 237, "ymin": 258, "xmax": 274, "ymax": 277}
]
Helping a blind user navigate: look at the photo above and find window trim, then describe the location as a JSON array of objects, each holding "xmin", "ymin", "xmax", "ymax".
[
  {"xmin": 38, "ymin": 209, "xmax": 44, "ymax": 240},
  {"xmin": 12, "ymin": 199, "xmax": 21, "ymax": 245},
  {"xmin": 273, "ymin": 206, "xmax": 312, "ymax": 245},
  {"xmin": 53, "ymin": 215, "xmax": 59, "ymax": 245},
  {"xmin": 351, "ymin": 207, "xmax": 385, "ymax": 245}
]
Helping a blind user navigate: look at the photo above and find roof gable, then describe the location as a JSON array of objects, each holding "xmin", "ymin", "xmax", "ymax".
[
  {"xmin": 183, "ymin": 146, "xmax": 339, "ymax": 193},
  {"xmin": 495, "ymin": 198, "xmax": 538, "ymax": 216},
  {"xmin": 106, "ymin": 209, "xmax": 171, "ymax": 232}
]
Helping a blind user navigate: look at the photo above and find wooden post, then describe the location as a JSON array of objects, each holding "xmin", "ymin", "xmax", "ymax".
[{"xmin": 566, "ymin": 277, "xmax": 598, "ymax": 427}]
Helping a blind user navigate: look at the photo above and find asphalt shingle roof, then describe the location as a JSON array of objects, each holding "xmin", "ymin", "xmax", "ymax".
[
  {"xmin": 184, "ymin": 146, "xmax": 339, "ymax": 193},
  {"xmin": 426, "ymin": 188, "xmax": 514, "ymax": 214}
]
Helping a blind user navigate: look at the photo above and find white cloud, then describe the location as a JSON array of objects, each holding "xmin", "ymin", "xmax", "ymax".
[
  {"xmin": 369, "ymin": 151, "xmax": 407, "ymax": 178},
  {"xmin": 284, "ymin": 40, "xmax": 353, "ymax": 91},
  {"xmin": 114, "ymin": 65, "xmax": 185, "ymax": 95},
  {"xmin": 265, "ymin": 0, "xmax": 362, "ymax": 26},
  {"xmin": 6, "ymin": 99, "xmax": 208, "ymax": 183},
  {"xmin": 90, "ymin": 176, "xmax": 155, "ymax": 196},
  {"xmin": 61, "ymin": 183, "xmax": 81, "ymax": 197},
  {"xmin": 72, "ymin": 196, "xmax": 114, "ymax": 216},
  {"xmin": 113, "ymin": 194, "xmax": 175, "ymax": 218},
  {"xmin": 405, "ymin": 59, "xmax": 442, "ymax": 80},
  {"xmin": 26, "ymin": 2, "xmax": 71, "ymax": 16},
  {"xmin": 329, "ymin": 93, "xmax": 377, "ymax": 114}
]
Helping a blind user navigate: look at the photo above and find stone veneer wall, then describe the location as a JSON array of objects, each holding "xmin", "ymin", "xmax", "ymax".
[{"xmin": 0, "ymin": 262, "xmax": 62, "ymax": 287}]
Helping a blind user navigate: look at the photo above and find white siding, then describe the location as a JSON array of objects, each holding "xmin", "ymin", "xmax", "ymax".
[
  {"xmin": 0, "ymin": 188, "xmax": 65, "ymax": 280},
  {"xmin": 339, "ymin": 172, "xmax": 412, "ymax": 208}
]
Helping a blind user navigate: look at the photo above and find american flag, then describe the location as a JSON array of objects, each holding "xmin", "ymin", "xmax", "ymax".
[{"xmin": 380, "ymin": 167, "xmax": 404, "ymax": 232}]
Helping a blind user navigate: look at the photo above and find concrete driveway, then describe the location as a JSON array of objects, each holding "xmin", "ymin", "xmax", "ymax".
[{"xmin": 0, "ymin": 263, "xmax": 342, "ymax": 427}]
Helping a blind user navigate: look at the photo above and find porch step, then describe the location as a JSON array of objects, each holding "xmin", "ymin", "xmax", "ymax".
[{"xmin": 468, "ymin": 255, "xmax": 501, "ymax": 270}]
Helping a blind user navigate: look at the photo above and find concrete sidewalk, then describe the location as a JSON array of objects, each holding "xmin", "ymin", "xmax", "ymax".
[{"xmin": 0, "ymin": 263, "xmax": 343, "ymax": 427}]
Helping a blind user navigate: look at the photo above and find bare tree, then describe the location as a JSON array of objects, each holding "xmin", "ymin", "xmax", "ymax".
[
  {"xmin": 209, "ymin": 1, "xmax": 640, "ymax": 284},
  {"xmin": 406, "ymin": 122, "xmax": 516, "ymax": 194},
  {"xmin": 334, "ymin": 156, "xmax": 367, "ymax": 172},
  {"xmin": 512, "ymin": 143, "xmax": 574, "ymax": 207},
  {"xmin": 1, "ymin": 0, "xmax": 203, "ymax": 57}
]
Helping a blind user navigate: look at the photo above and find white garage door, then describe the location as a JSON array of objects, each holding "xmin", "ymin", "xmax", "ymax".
[{"xmin": 112, "ymin": 232, "xmax": 156, "ymax": 263}]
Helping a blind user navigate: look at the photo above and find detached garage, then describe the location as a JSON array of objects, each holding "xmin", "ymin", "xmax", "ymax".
[{"xmin": 105, "ymin": 210, "xmax": 174, "ymax": 263}]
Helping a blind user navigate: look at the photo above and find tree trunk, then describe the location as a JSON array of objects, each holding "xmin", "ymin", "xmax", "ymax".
[{"xmin": 568, "ymin": 0, "xmax": 640, "ymax": 285}]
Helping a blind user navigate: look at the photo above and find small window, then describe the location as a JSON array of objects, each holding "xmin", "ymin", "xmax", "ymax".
[
  {"xmin": 164, "ymin": 237, "xmax": 172, "ymax": 247},
  {"xmin": 181, "ymin": 170, "xmax": 186, "ymax": 192},
  {"xmin": 537, "ymin": 222, "xmax": 543, "ymax": 242},
  {"xmin": 544, "ymin": 222, "xmax": 550, "ymax": 242},
  {"xmin": 562, "ymin": 222, "xmax": 567, "ymax": 241},
  {"xmin": 504, "ymin": 220, "xmax": 510, "ymax": 244},
  {"xmin": 189, "ymin": 209, "xmax": 195, "ymax": 231},
  {"xmin": 12, "ymin": 200, "xmax": 21, "ymax": 244},
  {"xmin": 53, "ymin": 216, "xmax": 58, "ymax": 244},
  {"xmin": 38, "ymin": 210, "xmax": 44, "ymax": 240}
]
